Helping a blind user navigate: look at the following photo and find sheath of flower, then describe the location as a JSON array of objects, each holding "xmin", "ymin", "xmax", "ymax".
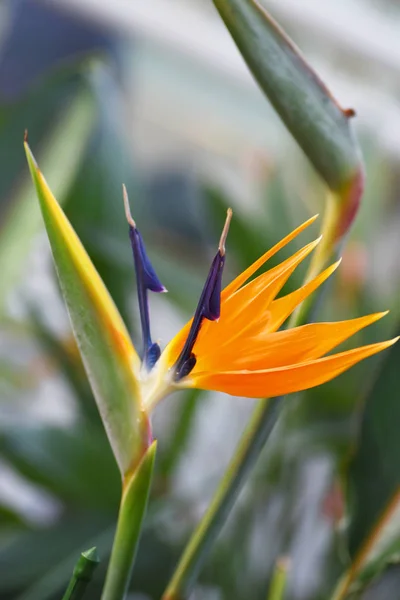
[{"xmin": 26, "ymin": 142, "xmax": 398, "ymax": 424}]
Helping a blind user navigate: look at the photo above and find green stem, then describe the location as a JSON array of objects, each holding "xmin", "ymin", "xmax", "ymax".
[
  {"xmin": 101, "ymin": 442, "xmax": 157, "ymax": 600},
  {"xmin": 62, "ymin": 547, "xmax": 100, "ymax": 600},
  {"xmin": 163, "ymin": 396, "xmax": 281, "ymax": 600},
  {"xmin": 267, "ymin": 557, "xmax": 290, "ymax": 600}
]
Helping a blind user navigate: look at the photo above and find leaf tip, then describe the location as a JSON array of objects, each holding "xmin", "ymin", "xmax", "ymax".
[{"xmin": 24, "ymin": 139, "xmax": 38, "ymax": 170}]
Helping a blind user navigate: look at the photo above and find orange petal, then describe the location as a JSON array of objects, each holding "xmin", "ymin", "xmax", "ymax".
[
  {"xmin": 162, "ymin": 216, "xmax": 319, "ymax": 369},
  {"xmin": 222, "ymin": 214, "xmax": 318, "ymax": 300},
  {"xmin": 196, "ymin": 312, "xmax": 388, "ymax": 372},
  {"xmin": 220, "ymin": 236, "xmax": 321, "ymax": 321},
  {"xmin": 193, "ymin": 236, "xmax": 321, "ymax": 360},
  {"xmin": 267, "ymin": 260, "xmax": 341, "ymax": 332},
  {"xmin": 206, "ymin": 260, "xmax": 341, "ymax": 351},
  {"xmin": 191, "ymin": 338, "xmax": 398, "ymax": 398}
]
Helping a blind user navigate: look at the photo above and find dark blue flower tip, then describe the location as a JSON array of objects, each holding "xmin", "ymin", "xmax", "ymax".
[
  {"xmin": 173, "ymin": 252, "xmax": 224, "ymax": 381},
  {"xmin": 202, "ymin": 252, "xmax": 225, "ymax": 321},
  {"xmin": 124, "ymin": 184, "xmax": 165, "ymax": 369},
  {"xmin": 123, "ymin": 184, "xmax": 166, "ymax": 295},
  {"xmin": 176, "ymin": 353, "xmax": 197, "ymax": 380},
  {"xmin": 146, "ymin": 342, "xmax": 161, "ymax": 370},
  {"xmin": 136, "ymin": 229, "xmax": 166, "ymax": 293},
  {"xmin": 173, "ymin": 208, "xmax": 232, "ymax": 381}
]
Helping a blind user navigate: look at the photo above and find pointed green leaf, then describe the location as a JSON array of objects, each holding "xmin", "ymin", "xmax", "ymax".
[
  {"xmin": 25, "ymin": 143, "xmax": 149, "ymax": 476},
  {"xmin": 213, "ymin": 0, "xmax": 364, "ymax": 261},
  {"xmin": 102, "ymin": 441, "xmax": 157, "ymax": 600},
  {"xmin": 213, "ymin": 0, "xmax": 363, "ymax": 195},
  {"xmin": 332, "ymin": 329, "xmax": 400, "ymax": 599}
]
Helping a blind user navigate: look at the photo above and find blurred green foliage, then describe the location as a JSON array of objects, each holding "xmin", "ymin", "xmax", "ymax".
[{"xmin": 0, "ymin": 3, "xmax": 400, "ymax": 600}]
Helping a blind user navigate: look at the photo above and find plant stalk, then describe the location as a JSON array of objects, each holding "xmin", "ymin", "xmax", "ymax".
[
  {"xmin": 267, "ymin": 557, "xmax": 290, "ymax": 600},
  {"xmin": 101, "ymin": 442, "xmax": 157, "ymax": 600},
  {"xmin": 162, "ymin": 396, "xmax": 281, "ymax": 600}
]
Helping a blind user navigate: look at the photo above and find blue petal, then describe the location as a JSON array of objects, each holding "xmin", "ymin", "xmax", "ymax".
[
  {"xmin": 146, "ymin": 342, "xmax": 161, "ymax": 370},
  {"xmin": 174, "ymin": 250, "xmax": 226, "ymax": 380},
  {"xmin": 203, "ymin": 253, "xmax": 225, "ymax": 321},
  {"xmin": 136, "ymin": 230, "xmax": 166, "ymax": 293}
]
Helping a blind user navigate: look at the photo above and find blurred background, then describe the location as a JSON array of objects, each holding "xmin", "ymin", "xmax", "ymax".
[{"xmin": 0, "ymin": 0, "xmax": 400, "ymax": 599}]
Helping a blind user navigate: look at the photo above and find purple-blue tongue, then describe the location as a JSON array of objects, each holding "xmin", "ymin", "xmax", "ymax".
[
  {"xmin": 124, "ymin": 185, "xmax": 166, "ymax": 369},
  {"xmin": 173, "ymin": 208, "xmax": 232, "ymax": 381}
]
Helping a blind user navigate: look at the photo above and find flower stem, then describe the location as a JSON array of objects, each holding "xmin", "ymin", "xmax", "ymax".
[
  {"xmin": 101, "ymin": 442, "xmax": 157, "ymax": 600},
  {"xmin": 62, "ymin": 547, "xmax": 100, "ymax": 600},
  {"xmin": 267, "ymin": 557, "xmax": 290, "ymax": 600},
  {"xmin": 162, "ymin": 396, "xmax": 281, "ymax": 600}
]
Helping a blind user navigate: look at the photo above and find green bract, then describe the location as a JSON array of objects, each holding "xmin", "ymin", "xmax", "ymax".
[
  {"xmin": 213, "ymin": 0, "xmax": 363, "ymax": 196},
  {"xmin": 25, "ymin": 143, "xmax": 149, "ymax": 477}
]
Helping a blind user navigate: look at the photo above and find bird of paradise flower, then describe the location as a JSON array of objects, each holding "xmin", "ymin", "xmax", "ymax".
[
  {"xmin": 121, "ymin": 186, "xmax": 396, "ymax": 412},
  {"xmin": 25, "ymin": 141, "xmax": 396, "ymax": 474}
]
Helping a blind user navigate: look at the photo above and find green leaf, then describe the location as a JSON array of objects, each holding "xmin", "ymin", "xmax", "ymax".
[
  {"xmin": 102, "ymin": 441, "xmax": 157, "ymax": 600},
  {"xmin": 24, "ymin": 143, "xmax": 149, "ymax": 476},
  {"xmin": 332, "ymin": 330, "xmax": 400, "ymax": 598},
  {"xmin": 213, "ymin": 0, "xmax": 365, "ymax": 282},
  {"xmin": 212, "ymin": 0, "xmax": 363, "ymax": 195}
]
